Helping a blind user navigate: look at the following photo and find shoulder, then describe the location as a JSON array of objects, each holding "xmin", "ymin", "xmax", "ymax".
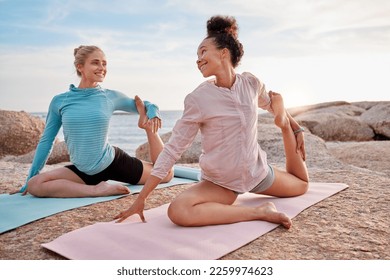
[
  {"xmin": 240, "ymin": 72, "xmax": 259, "ymax": 83},
  {"xmin": 239, "ymin": 72, "xmax": 266, "ymax": 90},
  {"xmin": 50, "ymin": 90, "xmax": 68, "ymax": 106},
  {"xmin": 188, "ymin": 80, "xmax": 214, "ymax": 97},
  {"xmin": 183, "ymin": 81, "xmax": 210, "ymax": 106}
]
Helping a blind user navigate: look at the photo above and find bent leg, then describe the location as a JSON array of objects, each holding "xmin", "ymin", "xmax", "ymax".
[
  {"xmin": 27, "ymin": 167, "xmax": 129, "ymax": 198},
  {"xmin": 138, "ymin": 161, "xmax": 173, "ymax": 184},
  {"xmin": 264, "ymin": 93, "xmax": 309, "ymax": 197},
  {"xmin": 167, "ymin": 180, "xmax": 291, "ymax": 228},
  {"xmin": 260, "ymin": 167, "xmax": 308, "ymax": 197}
]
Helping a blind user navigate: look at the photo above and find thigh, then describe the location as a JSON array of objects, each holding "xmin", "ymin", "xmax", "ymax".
[
  {"xmin": 106, "ymin": 147, "xmax": 144, "ymax": 185},
  {"xmin": 258, "ymin": 167, "xmax": 308, "ymax": 197},
  {"xmin": 173, "ymin": 180, "xmax": 238, "ymax": 207},
  {"xmin": 137, "ymin": 161, "xmax": 153, "ymax": 184},
  {"xmin": 30, "ymin": 166, "xmax": 85, "ymax": 185}
]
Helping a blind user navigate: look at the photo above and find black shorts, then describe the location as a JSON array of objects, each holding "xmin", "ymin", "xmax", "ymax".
[{"xmin": 65, "ymin": 147, "xmax": 144, "ymax": 185}]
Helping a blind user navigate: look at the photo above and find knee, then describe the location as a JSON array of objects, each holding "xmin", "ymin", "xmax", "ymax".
[
  {"xmin": 27, "ymin": 175, "xmax": 46, "ymax": 197},
  {"xmin": 167, "ymin": 200, "xmax": 193, "ymax": 227},
  {"xmin": 299, "ymin": 180, "xmax": 309, "ymax": 195}
]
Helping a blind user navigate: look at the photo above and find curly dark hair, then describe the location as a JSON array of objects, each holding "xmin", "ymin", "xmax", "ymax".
[{"xmin": 206, "ymin": 15, "xmax": 244, "ymax": 68}]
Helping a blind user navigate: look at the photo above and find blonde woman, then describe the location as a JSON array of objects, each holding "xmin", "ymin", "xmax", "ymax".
[{"xmin": 17, "ymin": 45, "xmax": 173, "ymax": 198}]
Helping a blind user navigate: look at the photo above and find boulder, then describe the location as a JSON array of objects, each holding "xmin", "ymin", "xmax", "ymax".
[
  {"xmin": 0, "ymin": 110, "xmax": 45, "ymax": 157},
  {"xmin": 352, "ymin": 101, "xmax": 388, "ymax": 110},
  {"xmin": 309, "ymin": 116, "xmax": 374, "ymax": 141},
  {"xmin": 360, "ymin": 103, "xmax": 390, "ymax": 138},
  {"xmin": 287, "ymin": 101, "xmax": 350, "ymax": 117},
  {"xmin": 256, "ymin": 122, "xmax": 339, "ymax": 169},
  {"xmin": 46, "ymin": 141, "xmax": 70, "ymax": 164},
  {"xmin": 294, "ymin": 104, "xmax": 375, "ymax": 141},
  {"xmin": 5, "ymin": 141, "xmax": 70, "ymax": 164}
]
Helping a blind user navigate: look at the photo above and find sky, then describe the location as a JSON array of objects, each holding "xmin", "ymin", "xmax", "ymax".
[{"xmin": 0, "ymin": 0, "xmax": 389, "ymax": 112}]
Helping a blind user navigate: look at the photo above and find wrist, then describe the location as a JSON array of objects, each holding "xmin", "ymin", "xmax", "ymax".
[{"xmin": 293, "ymin": 127, "xmax": 305, "ymax": 135}]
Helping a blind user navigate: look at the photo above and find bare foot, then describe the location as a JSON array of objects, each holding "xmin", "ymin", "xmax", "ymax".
[
  {"xmin": 94, "ymin": 181, "xmax": 130, "ymax": 196},
  {"xmin": 270, "ymin": 92, "xmax": 290, "ymax": 129},
  {"xmin": 256, "ymin": 202, "xmax": 292, "ymax": 229},
  {"xmin": 135, "ymin": 95, "xmax": 148, "ymax": 129}
]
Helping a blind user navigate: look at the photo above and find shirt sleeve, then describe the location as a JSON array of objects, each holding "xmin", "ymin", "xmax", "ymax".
[
  {"xmin": 151, "ymin": 94, "xmax": 201, "ymax": 179},
  {"xmin": 110, "ymin": 90, "xmax": 161, "ymax": 119},
  {"xmin": 243, "ymin": 72, "xmax": 273, "ymax": 113},
  {"xmin": 20, "ymin": 99, "xmax": 62, "ymax": 192}
]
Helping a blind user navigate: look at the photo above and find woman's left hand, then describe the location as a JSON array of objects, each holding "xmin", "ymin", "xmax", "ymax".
[{"xmin": 148, "ymin": 117, "xmax": 162, "ymax": 133}]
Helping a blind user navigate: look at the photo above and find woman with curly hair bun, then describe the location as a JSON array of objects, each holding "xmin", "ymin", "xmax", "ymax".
[{"xmin": 116, "ymin": 16, "xmax": 309, "ymax": 228}]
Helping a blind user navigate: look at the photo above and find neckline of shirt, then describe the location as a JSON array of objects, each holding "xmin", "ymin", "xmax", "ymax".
[
  {"xmin": 208, "ymin": 74, "xmax": 240, "ymax": 92},
  {"xmin": 69, "ymin": 84, "xmax": 102, "ymax": 95}
]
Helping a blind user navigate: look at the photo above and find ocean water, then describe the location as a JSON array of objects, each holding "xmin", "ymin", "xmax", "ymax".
[{"xmin": 32, "ymin": 111, "xmax": 183, "ymax": 156}]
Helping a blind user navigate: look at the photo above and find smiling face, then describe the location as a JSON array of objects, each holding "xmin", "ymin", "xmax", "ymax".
[
  {"xmin": 196, "ymin": 38, "xmax": 224, "ymax": 78},
  {"xmin": 77, "ymin": 50, "xmax": 107, "ymax": 88}
]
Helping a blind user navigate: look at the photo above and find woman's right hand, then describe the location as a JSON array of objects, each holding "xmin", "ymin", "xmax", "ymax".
[
  {"xmin": 10, "ymin": 185, "xmax": 28, "ymax": 195},
  {"xmin": 114, "ymin": 198, "xmax": 146, "ymax": 223},
  {"xmin": 295, "ymin": 130, "xmax": 306, "ymax": 161}
]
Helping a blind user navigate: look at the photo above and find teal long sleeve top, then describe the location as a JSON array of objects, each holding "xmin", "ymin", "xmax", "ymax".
[{"xmin": 20, "ymin": 84, "xmax": 160, "ymax": 192}]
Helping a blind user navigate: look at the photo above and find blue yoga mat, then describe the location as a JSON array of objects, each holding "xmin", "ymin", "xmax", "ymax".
[{"xmin": 0, "ymin": 166, "xmax": 201, "ymax": 234}]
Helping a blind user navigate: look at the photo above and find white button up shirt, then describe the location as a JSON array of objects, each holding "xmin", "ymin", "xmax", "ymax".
[{"xmin": 151, "ymin": 72, "xmax": 273, "ymax": 193}]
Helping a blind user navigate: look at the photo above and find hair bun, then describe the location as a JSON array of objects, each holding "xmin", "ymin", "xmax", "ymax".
[
  {"xmin": 74, "ymin": 45, "xmax": 84, "ymax": 57},
  {"xmin": 207, "ymin": 15, "xmax": 238, "ymax": 39}
]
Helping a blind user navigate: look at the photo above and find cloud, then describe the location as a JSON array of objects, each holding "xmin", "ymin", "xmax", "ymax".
[
  {"xmin": 1, "ymin": 0, "xmax": 389, "ymax": 112},
  {"xmin": 42, "ymin": 0, "xmax": 72, "ymax": 25}
]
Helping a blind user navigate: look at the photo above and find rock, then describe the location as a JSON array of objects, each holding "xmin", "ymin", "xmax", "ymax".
[
  {"xmin": 360, "ymin": 103, "xmax": 390, "ymax": 138},
  {"xmin": 309, "ymin": 104, "xmax": 366, "ymax": 116},
  {"xmin": 257, "ymin": 122, "xmax": 341, "ymax": 169},
  {"xmin": 352, "ymin": 101, "xmax": 389, "ymax": 110},
  {"xmin": 46, "ymin": 141, "xmax": 70, "ymax": 164},
  {"xmin": 287, "ymin": 101, "xmax": 350, "ymax": 117},
  {"xmin": 4, "ymin": 141, "xmax": 70, "ymax": 164},
  {"xmin": 310, "ymin": 116, "xmax": 375, "ymax": 141},
  {"xmin": 0, "ymin": 110, "xmax": 45, "ymax": 157},
  {"xmin": 294, "ymin": 104, "xmax": 377, "ymax": 141}
]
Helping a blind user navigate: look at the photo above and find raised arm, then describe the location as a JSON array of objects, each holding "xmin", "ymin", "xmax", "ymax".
[
  {"xmin": 110, "ymin": 91, "xmax": 160, "ymax": 117},
  {"xmin": 114, "ymin": 94, "xmax": 201, "ymax": 222},
  {"xmin": 110, "ymin": 90, "xmax": 162, "ymax": 132}
]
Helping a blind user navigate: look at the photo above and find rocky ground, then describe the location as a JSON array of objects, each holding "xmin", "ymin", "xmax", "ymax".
[{"xmin": 0, "ymin": 101, "xmax": 389, "ymax": 260}]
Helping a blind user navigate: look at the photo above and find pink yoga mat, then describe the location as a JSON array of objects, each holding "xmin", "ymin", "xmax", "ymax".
[{"xmin": 42, "ymin": 182, "xmax": 348, "ymax": 260}]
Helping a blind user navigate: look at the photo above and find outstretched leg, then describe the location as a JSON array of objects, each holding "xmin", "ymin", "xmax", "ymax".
[
  {"xmin": 168, "ymin": 180, "xmax": 292, "ymax": 228},
  {"xmin": 135, "ymin": 95, "xmax": 173, "ymax": 184},
  {"xmin": 260, "ymin": 93, "xmax": 309, "ymax": 197}
]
